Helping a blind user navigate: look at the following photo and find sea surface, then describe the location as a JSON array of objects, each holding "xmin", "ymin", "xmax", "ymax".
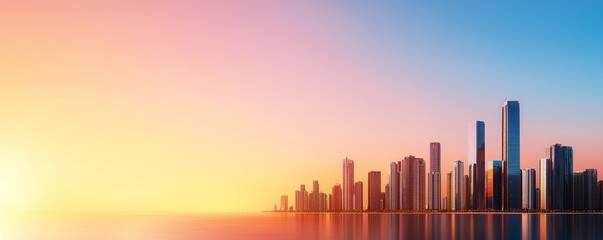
[{"xmin": 1, "ymin": 213, "xmax": 602, "ymax": 239}]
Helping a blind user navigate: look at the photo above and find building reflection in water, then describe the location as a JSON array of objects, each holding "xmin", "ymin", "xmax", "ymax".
[{"xmin": 292, "ymin": 213, "xmax": 603, "ymax": 240}]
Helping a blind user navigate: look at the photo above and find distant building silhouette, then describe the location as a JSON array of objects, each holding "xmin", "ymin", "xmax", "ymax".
[
  {"xmin": 354, "ymin": 181, "xmax": 363, "ymax": 211},
  {"xmin": 343, "ymin": 158, "xmax": 355, "ymax": 211},
  {"xmin": 549, "ymin": 144, "xmax": 573, "ymax": 210},
  {"xmin": 368, "ymin": 171, "xmax": 382, "ymax": 211},
  {"xmin": 331, "ymin": 184, "xmax": 343, "ymax": 212},
  {"xmin": 428, "ymin": 142, "xmax": 441, "ymax": 210}
]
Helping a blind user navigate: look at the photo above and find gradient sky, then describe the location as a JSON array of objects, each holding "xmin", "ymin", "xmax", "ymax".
[{"xmin": 1, "ymin": 1, "xmax": 603, "ymax": 213}]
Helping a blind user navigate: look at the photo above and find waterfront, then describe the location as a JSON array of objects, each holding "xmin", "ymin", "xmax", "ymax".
[{"xmin": 1, "ymin": 213, "xmax": 602, "ymax": 239}]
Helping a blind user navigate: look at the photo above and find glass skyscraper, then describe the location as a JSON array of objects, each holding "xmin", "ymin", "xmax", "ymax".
[
  {"xmin": 549, "ymin": 144, "xmax": 573, "ymax": 210},
  {"xmin": 502, "ymin": 100, "xmax": 521, "ymax": 210},
  {"xmin": 487, "ymin": 160, "xmax": 502, "ymax": 210},
  {"xmin": 469, "ymin": 121, "xmax": 486, "ymax": 210}
]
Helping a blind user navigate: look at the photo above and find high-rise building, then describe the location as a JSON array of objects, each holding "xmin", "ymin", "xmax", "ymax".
[
  {"xmin": 428, "ymin": 142, "xmax": 441, "ymax": 210},
  {"xmin": 453, "ymin": 160, "xmax": 464, "ymax": 210},
  {"xmin": 384, "ymin": 184, "xmax": 390, "ymax": 211},
  {"xmin": 549, "ymin": 144, "xmax": 573, "ymax": 210},
  {"xmin": 469, "ymin": 121, "xmax": 486, "ymax": 210},
  {"xmin": 521, "ymin": 168, "xmax": 536, "ymax": 210},
  {"xmin": 354, "ymin": 181, "xmax": 363, "ymax": 211},
  {"xmin": 464, "ymin": 175, "xmax": 470, "ymax": 210},
  {"xmin": 447, "ymin": 171, "xmax": 453, "ymax": 210},
  {"xmin": 368, "ymin": 171, "xmax": 382, "ymax": 211},
  {"xmin": 295, "ymin": 184, "xmax": 308, "ymax": 211},
  {"xmin": 539, "ymin": 158, "xmax": 552, "ymax": 210},
  {"xmin": 281, "ymin": 195, "xmax": 288, "ymax": 211},
  {"xmin": 574, "ymin": 172, "xmax": 585, "ymax": 210},
  {"xmin": 487, "ymin": 160, "xmax": 503, "ymax": 210},
  {"xmin": 331, "ymin": 184, "xmax": 343, "ymax": 212},
  {"xmin": 388, "ymin": 161, "xmax": 400, "ymax": 211},
  {"xmin": 312, "ymin": 180, "xmax": 320, "ymax": 211},
  {"xmin": 468, "ymin": 164, "xmax": 475, "ymax": 210},
  {"xmin": 584, "ymin": 169, "xmax": 598, "ymax": 210},
  {"xmin": 343, "ymin": 158, "xmax": 354, "ymax": 211},
  {"xmin": 319, "ymin": 192, "xmax": 327, "ymax": 211},
  {"xmin": 400, "ymin": 156, "xmax": 426, "ymax": 211},
  {"xmin": 502, "ymin": 100, "xmax": 521, "ymax": 210},
  {"xmin": 576, "ymin": 169, "xmax": 599, "ymax": 210}
]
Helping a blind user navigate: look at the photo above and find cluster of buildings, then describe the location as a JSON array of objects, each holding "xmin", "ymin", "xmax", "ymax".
[{"xmin": 274, "ymin": 100, "xmax": 603, "ymax": 212}]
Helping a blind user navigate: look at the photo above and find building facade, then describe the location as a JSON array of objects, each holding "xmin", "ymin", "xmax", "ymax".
[
  {"xmin": 502, "ymin": 100, "xmax": 521, "ymax": 210},
  {"xmin": 469, "ymin": 121, "xmax": 486, "ymax": 210},
  {"xmin": 343, "ymin": 158, "xmax": 355, "ymax": 211},
  {"xmin": 428, "ymin": 142, "xmax": 441, "ymax": 210}
]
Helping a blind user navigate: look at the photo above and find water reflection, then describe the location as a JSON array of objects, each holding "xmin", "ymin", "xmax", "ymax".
[{"xmin": 293, "ymin": 213, "xmax": 603, "ymax": 240}]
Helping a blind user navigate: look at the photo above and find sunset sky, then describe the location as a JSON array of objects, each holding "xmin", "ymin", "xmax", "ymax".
[{"xmin": 1, "ymin": 1, "xmax": 603, "ymax": 213}]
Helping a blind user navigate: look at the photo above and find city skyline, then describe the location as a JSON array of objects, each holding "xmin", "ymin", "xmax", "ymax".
[{"xmin": 276, "ymin": 99, "xmax": 603, "ymax": 212}]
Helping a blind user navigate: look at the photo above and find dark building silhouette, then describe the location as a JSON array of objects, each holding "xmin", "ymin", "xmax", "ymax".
[
  {"xmin": 368, "ymin": 171, "xmax": 382, "ymax": 211},
  {"xmin": 550, "ymin": 144, "xmax": 573, "ymax": 210}
]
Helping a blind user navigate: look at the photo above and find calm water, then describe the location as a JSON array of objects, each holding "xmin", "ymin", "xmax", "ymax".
[{"xmin": 1, "ymin": 213, "xmax": 602, "ymax": 239}]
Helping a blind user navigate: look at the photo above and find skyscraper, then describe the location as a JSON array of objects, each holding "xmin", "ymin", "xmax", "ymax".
[
  {"xmin": 539, "ymin": 158, "xmax": 552, "ymax": 210},
  {"xmin": 388, "ymin": 161, "xmax": 400, "ymax": 211},
  {"xmin": 469, "ymin": 121, "xmax": 486, "ymax": 210},
  {"xmin": 296, "ymin": 184, "xmax": 308, "ymax": 211},
  {"xmin": 573, "ymin": 172, "xmax": 585, "ymax": 210},
  {"xmin": 447, "ymin": 171, "xmax": 453, "ymax": 210},
  {"xmin": 549, "ymin": 144, "xmax": 573, "ymax": 210},
  {"xmin": 584, "ymin": 169, "xmax": 598, "ymax": 210},
  {"xmin": 453, "ymin": 160, "xmax": 464, "ymax": 210},
  {"xmin": 281, "ymin": 195, "xmax": 288, "ymax": 211},
  {"xmin": 487, "ymin": 160, "xmax": 502, "ymax": 210},
  {"xmin": 331, "ymin": 184, "xmax": 343, "ymax": 212},
  {"xmin": 354, "ymin": 181, "xmax": 363, "ymax": 212},
  {"xmin": 428, "ymin": 142, "xmax": 441, "ymax": 210},
  {"xmin": 343, "ymin": 158, "xmax": 354, "ymax": 212},
  {"xmin": 521, "ymin": 168, "xmax": 536, "ymax": 210},
  {"xmin": 368, "ymin": 171, "xmax": 382, "ymax": 211},
  {"xmin": 400, "ymin": 155, "xmax": 426, "ymax": 211},
  {"xmin": 312, "ymin": 180, "xmax": 320, "ymax": 211},
  {"xmin": 502, "ymin": 100, "xmax": 521, "ymax": 210}
]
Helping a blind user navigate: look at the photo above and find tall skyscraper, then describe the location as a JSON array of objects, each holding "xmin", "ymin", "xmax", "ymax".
[
  {"xmin": 312, "ymin": 180, "xmax": 320, "ymax": 211},
  {"xmin": 549, "ymin": 144, "xmax": 573, "ymax": 210},
  {"xmin": 487, "ymin": 160, "xmax": 503, "ymax": 210},
  {"xmin": 343, "ymin": 158, "xmax": 354, "ymax": 212},
  {"xmin": 281, "ymin": 195, "xmax": 288, "ymax": 211},
  {"xmin": 354, "ymin": 181, "xmax": 363, "ymax": 211},
  {"xmin": 539, "ymin": 158, "xmax": 552, "ymax": 210},
  {"xmin": 453, "ymin": 160, "xmax": 464, "ymax": 210},
  {"xmin": 502, "ymin": 100, "xmax": 521, "ymax": 210},
  {"xmin": 331, "ymin": 184, "xmax": 343, "ymax": 212},
  {"xmin": 469, "ymin": 121, "xmax": 486, "ymax": 210},
  {"xmin": 400, "ymin": 155, "xmax": 426, "ymax": 211},
  {"xmin": 447, "ymin": 171, "xmax": 452, "ymax": 210},
  {"xmin": 464, "ymin": 175, "xmax": 470, "ymax": 210},
  {"xmin": 368, "ymin": 171, "xmax": 382, "ymax": 211},
  {"xmin": 428, "ymin": 142, "xmax": 441, "ymax": 210},
  {"xmin": 296, "ymin": 184, "xmax": 308, "ymax": 211},
  {"xmin": 521, "ymin": 168, "xmax": 536, "ymax": 210},
  {"xmin": 388, "ymin": 161, "xmax": 400, "ymax": 211}
]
